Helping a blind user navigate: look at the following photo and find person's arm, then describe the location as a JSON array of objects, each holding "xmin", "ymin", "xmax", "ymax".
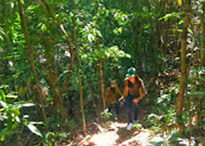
[
  {"xmin": 139, "ymin": 79, "xmax": 146, "ymax": 98},
  {"xmin": 119, "ymin": 79, "xmax": 128, "ymax": 102},
  {"xmin": 133, "ymin": 79, "xmax": 146, "ymax": 103}
]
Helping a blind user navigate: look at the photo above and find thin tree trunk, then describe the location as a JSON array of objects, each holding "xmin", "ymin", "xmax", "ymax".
[
  {"xmin": 40, "ymin": 35, "xmax": 68, "ymax": 120},
  {"xmin": 43, "ymin": 35, "xmax": 58, "ymax": 91},
  {"xmin": 176, "ymin": 0, "xmax": 190, "ymax": 133},
  {"xmin": 200, "ymin": 2, "xmax": 205, "ymax": 67},
  {"xmin": 33, "ymin": 2, "xmax": 62, "ymax": 116},
  {"xmin": 44, "ymin": 37, "xmax": 58, "ymax": 87},
  {"xmin": 76, "ymin": 50, "xmax": 86, "ymax": 136},
  {"xmin": 40, "ymin": 0, "xmax": 74, "ymax": 119},
  {"xmin": 17, "ymin": 0, "xmax": 47, "ymax": 129},
  {"xmin": 40, "ymin": 0, "xmax": 74, "ymax": 96},
  {"xmin": 95, "ymin": 0, "xmax": 106, "ymax": 119},
  {"xmin": 187, "ymin": 96, "xmax": 192, "ymax": 146},
  {"xmin": 198, "ymin": 1, "xmax": 205, "ymax": 130},
  {"xmin": 94, "ymin": 0, "xmax": 106, "ymax": 119},
  {"xmin": 37, "ymin": 55, "xmax": 68, "ymax": 120},
  {"xmin": 99, "ymin": 58, "xmax": 106, "ymax": 118},
  {"xmin": 72, "ymin": 0, "xmax": 86, "ymax": 136}
]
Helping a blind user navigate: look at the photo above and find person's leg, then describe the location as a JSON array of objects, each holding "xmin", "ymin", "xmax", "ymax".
[
  {"xmin": 125, "ymin": 96, "xmax": 133, "ymax": 123},
  {"xmin": 115, "ymin": 103, "xmax": 119, "ymax": 116},
  {"xmin": 133, "ymin": 103, "xmax": 139, "ymax": 122},
  {"xmin": 108, "ymin": 104, "xmax": 112, "ymax": 113}
]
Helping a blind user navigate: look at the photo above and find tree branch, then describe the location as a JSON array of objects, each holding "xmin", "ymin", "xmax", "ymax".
[{"xmin": 40, "ymin": 0, "xmax": 74, "ymax": 96}]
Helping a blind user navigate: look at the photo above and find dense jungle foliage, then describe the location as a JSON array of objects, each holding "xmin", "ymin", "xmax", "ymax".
[{"xmin": 0, "ymin": 0, "xmax": 204, "ymax": 145}]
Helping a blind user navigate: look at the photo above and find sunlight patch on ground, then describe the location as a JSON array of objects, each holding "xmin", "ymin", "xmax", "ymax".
[
  {"xmin": 83, "ymin": 122, "xmax": 127, "ymax": 145},
  {"xmin": 89, "ymin": 131, "xmax": 119, "ymax": 145},
  {"xmin": 77, "ymin": 121, "xmax": 155, "ymax": 146},
  {"xmin": 120, "ymin": 132, "xmax": 151, "ymax": 146}
]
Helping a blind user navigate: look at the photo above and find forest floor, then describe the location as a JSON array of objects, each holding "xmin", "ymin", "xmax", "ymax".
[
  {"xmin": 59, "ymin": 74, "xmax": 174, "ymax": 146},
  {"xmin": 64, "ymin": 94, "xmax": 161, "ymax": 146},
  {"xmin": 45, "ymin": 71, "xmax": 204, "ymax": 146},
  {"xmin": 69, "ymin": 121, "xmax": 155, "ymax": 146}
]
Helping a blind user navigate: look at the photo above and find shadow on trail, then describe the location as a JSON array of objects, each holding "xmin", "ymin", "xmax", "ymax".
[{"xmin": 115, "ymin": 126, "xmax": 140, "ymax": 145}]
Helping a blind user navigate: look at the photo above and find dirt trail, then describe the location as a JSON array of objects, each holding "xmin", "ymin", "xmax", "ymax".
[
  {"xmin": 66, "ymin": 79, "xmax": 161, "ymax": 146},
  {"xmin": 68, "ymin": 120, "xmax": 158, "ymax": 146}
]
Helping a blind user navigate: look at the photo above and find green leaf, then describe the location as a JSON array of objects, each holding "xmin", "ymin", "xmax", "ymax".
[
  {"xmin": 27, "ymin": 123, "xmax": 42, "ymax": 137},
  {"xmin": 133, "ymin": 11, "xmax": 152, "ymax": 17},
  {"xmin": 167, "ymin": 94, "xmax": 171, "ymax": 101},
  {"xmin": 0, "ymin": 135, "xmax": 4, "ymax": 141},
  {"xmin": 199, "ymin": 77, "xmax": 205, "ymax": 81},
  {"xmin": 14, "ymin": 100, "xmax": 35, "ymax": 108},
  {"xmin": 0, "ymin": 90, "xmax": 6, "ymax": 102},
  {"xmin": 0, "ymin": 128, "xmax": 16, "ymax": 139},
  {"xmin": 88, "ymin": 34, "xmax": 95, "ymax": 42},
  {"xmin": 26, "ymin": 5, "xmax": 40, "ymax": 12},
  {"xmin": 29, "ymin": 121, "xmax": 44, "ymax": 125},
  {"xmin": 99, "ymin": 49, "xmax": 105, "ymax": 57},
  {"xmin": 20, "ymin": 0, "xmax": 24, "ymax": 4},
  {"xmin": 47, "ymin": 0, "xmax": 54, "ymax": 5},
  {"xmin": 118, "ymin": 27, "xmax": 122, "ymax": 33},
  {"xmin": 11, "ymin": 108, "xmax": 21, "ymax": 116},
  {"xmin": 12, "ymin": 71, "xmax": 23, "ymax": 79},
  {"xmin": 0, "ymin": 27, "xmax": 6, "ymax": 41},
  {"xmin": 133, "ymin": 123, "xmax": 142, "ymax": 129},
  {"xmin": 169, "ymin": 133, "xmax": 183, "ymax": 141},
  {"xmin": 159, "ymin": 12, "xmax": 181, "ymax": 21},
  {"xmin": 0, "ymin": 101, "xmax": 7, "ymax": 108},
  {"xmin": 155, "ymin": 141, "xmax": 164, "ymax": 146},
  {"xmin": 41, "ymin": 24, "xmax": 48, "ymax": 32},
  {"xmin": 7, "ymin": 113, "xmax": 13, "ymax": 130},
  {"xmin": 6, "ymin": 95, "xmax": 18, "ymax": 99},
  {"xmin": 20, "ymin": 103, "xmax": 35, "ymax": 107},
  {"xmin": 10, "ymin": 2, "xmax": 15, "ymax": 9},
  {"xmin": 189, "ymin": 91, "xmax": 205, "ymax": 99},
  {"xmin": 126, "ymin": 54, "xmax": 131, "ymax": 58}
]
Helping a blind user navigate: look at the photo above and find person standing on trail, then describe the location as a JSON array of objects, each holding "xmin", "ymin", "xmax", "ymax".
[
  {"xmin": 105, "ymin": 80, "xmax": 122, "ymax": 117},
  {"xmin": 119, "ymin": 67, "xmax": 146, "ymax": 130}
]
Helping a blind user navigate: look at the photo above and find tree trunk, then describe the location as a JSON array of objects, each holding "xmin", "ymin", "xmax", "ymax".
[
  {"xmin": 40, "ymin": 0, "xmax": 74, "ymax": 97},
  {"xmin": 37, "ymin": 56, "xmax": 68, "ymax": 120},
  {"xmin": 37, "ymin": 35, "xmax": 68, "ymax": 120},
  {"xmin": 99, "ymin": 58, "xmax": 106, "ymax": 118},
  {"xmin": 198, "ymin": 1, "xmax": 205, "ymax": 130},
  {"xmin": 200, "ymin": 2, "xmax": 205, "ymax": 67},
  {"xmin": 94, "ymin": 0, "xmax": 106, "ymax": 119},
  {"xmin": 17, "ymin": 0, "xmax": 47, "ymax": 129},
  {"xmin": 72, "ymin": 0, "xmax": 86, "ymax": 136},
  {"xmin": 44, "ymin": 37, "xmax": 58, "ymax": 87},
  {"xmin": 176, "ymin": 0, "xmax": 190, "ymax": 133},
  {"xmin": 40, "ymin": 0, "xmax": 76, "ymax": 121}
]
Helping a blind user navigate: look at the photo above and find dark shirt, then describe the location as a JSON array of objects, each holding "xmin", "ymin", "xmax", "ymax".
[{"xmin": 124, "ymin": 75, "xmax": 146, "ymax": 96}]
